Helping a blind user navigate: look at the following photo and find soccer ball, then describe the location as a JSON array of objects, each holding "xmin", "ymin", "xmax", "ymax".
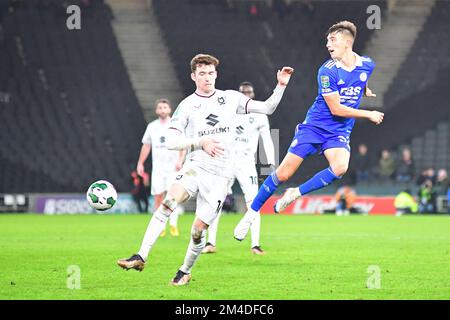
[{"xmin": 86, "ymin": 180, "xmax": 117, "ymax": 211}]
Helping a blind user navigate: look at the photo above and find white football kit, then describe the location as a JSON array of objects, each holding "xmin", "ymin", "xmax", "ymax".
[
  {"xmin": 169, "ymin": 89, "xmax": 249, "ymax": 225},
  {"xmin": 142, "ymin": 119, "xmax": 179, "ymax": 195},
  {"xmin": 229, "ymin": 113, "xmax": 275, "ymax": 204}
]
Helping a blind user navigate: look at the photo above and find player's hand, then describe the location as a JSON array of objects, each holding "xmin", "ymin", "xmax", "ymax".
[
  {"xmin": 364, "ymin": 87, "xmax": 377, "ymax": 98},
  {"xmin": 201, "ymin": 137, "xmax": 225, "ymax": 157},
  {"xmin": 137, "ymin": 163, "xmax": 145, "ymax": 177},
  {"xmin": 368, "ymin": 111, "xmax": 384, "ymax": 125},
  {"xmin": 277, "ymin": 66, "xmax": 294, "ymax": 87},
  {"xmin": 175, "ymin": 160, "xmax": 183, "ymax": 171}
]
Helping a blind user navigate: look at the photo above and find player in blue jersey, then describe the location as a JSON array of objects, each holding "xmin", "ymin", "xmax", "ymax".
[{"xmin": 234, "ymin": 21, "xmax": 384, "ymax": 240}]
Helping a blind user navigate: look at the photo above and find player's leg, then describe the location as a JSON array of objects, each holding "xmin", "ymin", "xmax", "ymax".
[
  {"xmin": 236, "ymin": 163, "xmax": 264, "ymax": 254},
  {"xmin": 171, "ymin": 175, "xmax": 228, "ymax": 285},
  {"xmin": 202, "ymin": 210, "xmax": 220, "ymax": 253},
  {"xmin": 117, "ymin": 182, "xmax": 190, "ymax": 271},
  {"xmin": 234, "ymin": 152, "xmax": 304, "ymax": 240},
  {"xmin": 164, "ymin": 173, "xmax": 181, "ymax": 236},
  {"xmin": 153, "ymin": 193, "xmax": 164, "ymax": 213},
  {"xmin": 203, "ymin": 178, "xmax": 234, "ymax": 253},
  {"xmin": 171, "ymin": 217, "xmax": 208, "ymax": 286},
  {"xmin": 276, "ymin": 147, "xmax": 349, "ymax": 213}
]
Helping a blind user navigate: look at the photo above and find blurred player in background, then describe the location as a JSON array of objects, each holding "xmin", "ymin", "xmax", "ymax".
[
  {"xmin": 234, "ymin": 21, "xmax": 384, "ymax": 240},
  {"xmin": 118, "ymin": 54, "xmax": 293, "ymax": 285},
  {"xmin": 203, "ymin": 81, "xmax": 275, "ymax": 255},
  {"xmin": 136, "ymin": 98, "xmax": 185, "ymax": 237}
]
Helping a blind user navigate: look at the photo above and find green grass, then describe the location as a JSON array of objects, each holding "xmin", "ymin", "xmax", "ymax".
[{"xmin": 1, "ymin": 213, "xmax": 449, "ymax": 299}]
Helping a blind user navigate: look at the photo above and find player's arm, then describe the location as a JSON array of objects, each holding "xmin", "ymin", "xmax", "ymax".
[
  {"xmin": 324, "ymin": 93, "xmax": 384, "ymax": 125},
  {"xmin": 166, "ymin": 128, "xmax": 224, "ymax": 158},
  {"xmin": 175, "ymin": 150, "xmax": 186, "ymax": 171},
  {"xmin": 137, "ymin": 143, "xmax": 151, "ymax": 177},
  {"xmin": 244, "ymin": 67, "xmax": 294, "ymax": 115}
]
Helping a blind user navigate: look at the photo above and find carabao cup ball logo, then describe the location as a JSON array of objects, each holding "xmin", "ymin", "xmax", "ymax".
[{"xmin": 360, "ymin": 72, "xmax": 368, "ymax": 82}]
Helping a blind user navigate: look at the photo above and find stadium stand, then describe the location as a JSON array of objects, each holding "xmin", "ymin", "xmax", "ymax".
[
  {"xmin": 0, "ymin": 0, "xmax": 145, "ymax": 192},
  {"xmin": 352, "ymin": 0, "xmax": 450, "ymax": 177}
]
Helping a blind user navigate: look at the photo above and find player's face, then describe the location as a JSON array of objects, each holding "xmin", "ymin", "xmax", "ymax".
[
  {"xmin": 155, "ymin": 102, "xmax": 171, "ymax": 119},
  {"xmin": 326, "ymin": 32, "xmax": 348, "ymax": 60},
  {"xmin": 191, "ymin": 64, "xmax": 217, "ymax": 94},
  {"xmin": 239, "ymin": 85, "xmax": 255, "ymax": 99}
]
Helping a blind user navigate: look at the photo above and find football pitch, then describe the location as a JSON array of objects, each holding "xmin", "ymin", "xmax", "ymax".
[{"xmin": 1, "ymin": 213, "xmax": 449, "ymax": 300}]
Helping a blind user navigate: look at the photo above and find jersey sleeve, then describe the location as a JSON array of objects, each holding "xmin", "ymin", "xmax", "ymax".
[
  {"xmin": 318, "ymin": 66, "xmax": 339, "ymax": 96},
  {"xmin": 231, "ymin": 90, "xmax": 251, "ymax": 114},
  {"xmin": 169, "ymin": 101, "xmax": 189, "ymax": 132},
  {"xmin": 141, "ymin": 124, "xmax": 152, "ymax": 144}
]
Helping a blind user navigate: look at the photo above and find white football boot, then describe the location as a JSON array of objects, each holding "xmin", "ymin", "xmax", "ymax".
[
  {"xmin": 274, "ymin": 188, "xmax": 300, "ymax": 213},
  {"xmin": 233, "ymin": 209, "xmax": 259, "ymax": 241}
]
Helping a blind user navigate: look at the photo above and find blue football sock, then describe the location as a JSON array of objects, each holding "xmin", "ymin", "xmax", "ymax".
[
  {"xmin": 299, "ymin": 167, "xmax": 341, "ymax": 195},
  {"xmin": 251, "ymin": 172, "xmax": 282, "ymax": 212}
]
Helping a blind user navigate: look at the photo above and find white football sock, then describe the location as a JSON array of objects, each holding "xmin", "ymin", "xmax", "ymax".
[
  {"xmin": 137, "ymin": 199, "xmax": 177, "ymax": 261},
  {"xmin": 250, "ymin": 213, "xmax": 261, "ymax": 248},
  {"xmin": 207, "ymin": 211, "xmax": 221, "ymax": 246},
  {"xmin": 180, "ymin": 228, "xmax": 206, "ymax": 274}
]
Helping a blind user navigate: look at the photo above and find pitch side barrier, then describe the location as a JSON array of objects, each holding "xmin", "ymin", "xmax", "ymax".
[{"xmin": 0, "ymin": 194, "xmax": 447, "ymax": 215}]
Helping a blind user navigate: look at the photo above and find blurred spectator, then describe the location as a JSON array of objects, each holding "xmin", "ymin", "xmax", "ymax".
[
  {"xmin": 394, "ymin": 189, "xmax": 418, "ymax": 216},
  {"xmin": 334, "ymin": 185, "xmax": 356, "ymax": 216},
  {"xmin": 417, "ymin": 167, "xmax": 436, "ymax": 185},
  {"xmin": 435, "ymin": 169, "xmax": 449, "ymax": 196},
  {"xmin": 352, "ymin": 143, "xmax": 371, "ymax": 183},
  {"xmin": 377, "ymin": 149, "xmax": 396, "ymax": 181},
  {"xmin": 395, "ymin": 147, "xmax": 414, "ymax": 183},
  {"xmin": 131, "ymin": 170, "xmax": 150, "ymax": 213},
  {"xmin": 249, "ymin": 2, "xmax": 258, "ymax": 19},
  {"xmin": 418, "ymin": 180, "xmax": 437, "ymax": 213}
]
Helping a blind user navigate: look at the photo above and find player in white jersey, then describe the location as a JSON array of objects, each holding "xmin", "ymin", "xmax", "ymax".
[
  {"xmin": 118, "ymin": 54, "xmax": 294, "ymax": 286},
  {"xmin": 202, "ymin": 82, "xmax": 275, "ymax": 255},
  {"xmin": 137, "ymin": 98, "xmax": 185, "ymax": 237}
]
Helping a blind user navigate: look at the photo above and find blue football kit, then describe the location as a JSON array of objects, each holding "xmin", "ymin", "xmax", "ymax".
[{"xmin": 288, "ymin": 53, "xmax": 375, "ymax": 158}]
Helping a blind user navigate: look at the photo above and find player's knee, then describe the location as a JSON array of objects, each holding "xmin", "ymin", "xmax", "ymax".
[
  {"xmin": 330, "ymin": 163, "xmax": 348, "ymax": 177},
  {"xmin": 191, "ymin": 227, "xmax": 204, "ymax": 244},
  {"xmin": 275, "ymin": 168, "xmax": 291, "ymax": 182},
  {"xmin": 161, "ymin": 197, "xmax": 178, "ymax": 215}
]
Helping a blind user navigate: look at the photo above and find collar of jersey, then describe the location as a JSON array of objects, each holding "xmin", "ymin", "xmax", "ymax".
[
  {"xmin": 194, "ymin": 91, "xmax": 216, "ymax": 98},
  {"xmin": 334, "ymin": 52, "xmax": 363, "ymax": 72}
]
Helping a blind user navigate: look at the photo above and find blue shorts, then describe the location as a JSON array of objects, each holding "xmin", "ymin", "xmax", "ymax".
[{"xmin": 288, "ymin": 124, "xmax": 351, "ymax": 159}]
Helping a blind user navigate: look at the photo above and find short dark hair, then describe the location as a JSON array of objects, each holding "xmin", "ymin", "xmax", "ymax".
[
  {"xmin": 190, "ymin": 54, "xmax": 220, "ymax": 73},
  {"xmin": 327, "ymin": 21, "xmax": 357, "ymax": 39},
  {"xmin": 154, "ymin": 98, "xmax": 171, "ymax": 108}
]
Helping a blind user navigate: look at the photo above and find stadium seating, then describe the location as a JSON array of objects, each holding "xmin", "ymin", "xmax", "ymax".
[
  {"xmin": 0, "ymin": 0, "xmax": 145, "ymax": 192},
  {"xmin": 352, "ymin": 1, "xmax": 450, "ymax": 177}
]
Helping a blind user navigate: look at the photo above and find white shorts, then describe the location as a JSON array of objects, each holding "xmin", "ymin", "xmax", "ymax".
[
  {"xmin": 174, "ymin": 163, "xmax": 231, "ymax": 226},
  {"xmin": 151, "ymin": 169, "xmax": 175, "ymax": 195},
  {"xmin": 229, "ymin": 161, "xmax": 259, "ymax": 204}
]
